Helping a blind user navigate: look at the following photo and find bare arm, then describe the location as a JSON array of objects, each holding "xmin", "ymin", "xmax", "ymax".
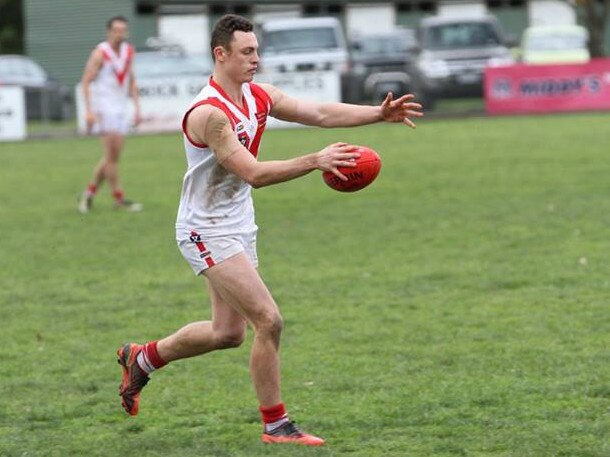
[
  {"xmin": 129, "ymin": 68, "xmax": 141, "ymax": 125},
  {"xmin": 186, "ymin": 105, "xmax": 360, "ymax": 189},
  {"xmin": 81, "ymin": 49, "xmax": 103, "ymax": 114},
  {"xmin": 260, "ymin": 83, "xmax": 424, "ymax": 129}
]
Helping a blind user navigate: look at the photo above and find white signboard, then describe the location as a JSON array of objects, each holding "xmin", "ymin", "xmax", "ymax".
[
  {"xmin": 257, "ymin": 71, "xmax": 341, "ymax": 129},
  {"xmin": 0, "ymin": 86, "xmax": 26, "ymax": 141},
  {"xmin": 134, "ymin": 76, "xmax": 206, "ymax": 133},
  {"xmin": 76, "ymin": 77, "xmax": 207, "ymax": 134},
  {"xmin": 76, "ymin": 71, "xmax": 340, "ymax": 134}
]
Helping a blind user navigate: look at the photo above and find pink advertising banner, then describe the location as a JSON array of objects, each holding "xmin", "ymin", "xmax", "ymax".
[{"xmin": 484, "ymin": 58, "xmax": 610, "ymax": 115}]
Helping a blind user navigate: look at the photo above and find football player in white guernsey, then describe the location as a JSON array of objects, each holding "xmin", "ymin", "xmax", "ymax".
[
  {"xmin": 117, "ymin": 15, "xmax": 423, "ymax": 446},
  {"xmin": 78, "ymin": 16, "xmax": 142, "ymax": 213}
]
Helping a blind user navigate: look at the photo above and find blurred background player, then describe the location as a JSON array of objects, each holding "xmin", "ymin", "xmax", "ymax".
[
  {"xmin": 78, "ymin": 16, "xmax": 142, "ymax": 213},
  {"xmin": 116, "ymin": 14, "xmax": 422, "ymax": 446}
]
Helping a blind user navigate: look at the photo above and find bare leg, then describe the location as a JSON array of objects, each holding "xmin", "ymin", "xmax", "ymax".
[
  {"xmin": 89, "ymin": 133, "xmax": 124, "ymax": 191},
  {"xmin": 102, "ymin": 132, "xmax": 124, "ymax": 194},
  {"xmin": 157, "ymin": 253, "xmax": 283, "ymax": 407},
  {"xmin": 157, "ymin": 277, "xmax": 247, "ymax": 360},
  {"xmin": 203, "ymin": 254, "xmax": 283, "ymax": 407}
]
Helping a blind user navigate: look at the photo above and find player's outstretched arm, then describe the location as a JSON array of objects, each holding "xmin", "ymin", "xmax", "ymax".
[
  {"xmin": 186, "ymin": 106, "xmax": 360, "ymax": 188},
  {"xmin": 260, "ymin": 83, "xmax": 423, "ymax": 129}
]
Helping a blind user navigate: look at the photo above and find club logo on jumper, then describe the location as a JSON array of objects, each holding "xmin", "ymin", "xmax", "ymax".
[
  {"xmin": 189, "ymin": 233, "xmax": 201, "ymax": 243},
  {"xmin": 235, "ymin": 122, "xmax": 249, "ymax": 146}
]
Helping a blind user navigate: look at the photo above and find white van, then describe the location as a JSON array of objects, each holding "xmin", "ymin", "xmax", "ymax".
[
  {"xmin": 520, "ymin": 25, "xmax": 590, "ymax": 65},
  {"xmin": 258, "ymin": 17, "xmax": 349, "ymax": 73}
]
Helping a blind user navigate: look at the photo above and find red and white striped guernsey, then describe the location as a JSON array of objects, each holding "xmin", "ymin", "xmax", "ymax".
[
  {"xmin": 91, "ymin": 41, "xmax": 134, "ymax": 112},
  {"xmin": 175, "ymin": 77, "xmax": 273, "ymax": 237}
]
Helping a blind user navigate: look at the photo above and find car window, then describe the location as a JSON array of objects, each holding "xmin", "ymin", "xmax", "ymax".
[
  {"xmin": 424, "ymin": 23, "xmax": 501, "ymax": 49},
  {"xmin": 134, "ymin": 52, "xmax": 212, "ymax": 78},
  {"xmin": 262, "ymin": 28, "xmax": 338, "ymax": 54},
  {"xmin": 0, "ymin": 57, "xmax": 47, "ymax": 84},
  {"xmin": 353, "ymin": 34, "xmax": 415, "ymax": 57},
  {"xmin": 526, "ymin": 33, "xmax": 587, "ymax": 52}
]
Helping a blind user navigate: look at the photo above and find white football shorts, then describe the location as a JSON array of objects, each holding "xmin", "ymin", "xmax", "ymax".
[
  {"xmin": 177, "ymin": 228, "xmax": 259, "ymax": 275},
  {"xmin": 92, "ymin": 109, "xmax": 130, "ymax": 135}
]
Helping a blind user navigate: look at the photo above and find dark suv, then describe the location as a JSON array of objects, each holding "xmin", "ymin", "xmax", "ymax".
[
  {"xmin": 409, "ymin": 15, "xmax": 515, "ymax": 109},
  {"xmin": 347, "ymin": 28, "xmax": 417, "ymax": 103}
]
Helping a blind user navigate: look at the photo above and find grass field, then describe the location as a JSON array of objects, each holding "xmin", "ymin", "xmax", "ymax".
[{"xmin": 1, "ymin": 112, "xmax": 609, "ymax": 457}]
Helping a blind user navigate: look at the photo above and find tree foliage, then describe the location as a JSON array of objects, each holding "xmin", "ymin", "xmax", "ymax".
[{"xmin": 0, "ymin": 0, "xmax": 23, "ymax": 54}]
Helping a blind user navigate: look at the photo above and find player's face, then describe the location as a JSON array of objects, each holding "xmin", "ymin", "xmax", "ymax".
[
  {"xmin": 224, "ymin": 31, "xmax": 259, "ymax": 83},
  {"xmin": 107, "ymin": 21, "xmax": 128, "ymax": 45}
]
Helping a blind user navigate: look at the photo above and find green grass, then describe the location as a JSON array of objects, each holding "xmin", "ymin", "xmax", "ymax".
[{"xmin": 1, "ymin": 113, "xmax": 609, "ymax": 456}]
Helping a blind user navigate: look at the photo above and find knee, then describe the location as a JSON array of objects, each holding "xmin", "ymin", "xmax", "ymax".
[
  {"xmin": 107, "ymin": 152, "xmax": 120, "ymax": 164},
  {"xmin": 257, "ymin": 312, "xmax": 283, "ymax": 340},
  {"xmin": 216, "ymin": 329, "xmax": 246, "ymax": 349}
]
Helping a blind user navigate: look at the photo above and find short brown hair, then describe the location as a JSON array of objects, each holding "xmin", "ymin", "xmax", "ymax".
[
  {"xmin": 107, "ymin": 16, "xmax": 128, "ymax": 30},
  {"xmin": 210, "ymin": 14, "xmax": 253, "ymax": 61}
]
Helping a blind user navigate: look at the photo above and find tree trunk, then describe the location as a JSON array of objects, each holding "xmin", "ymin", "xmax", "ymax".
[{"xmin": 579, "ymin": 0, "xmax": 610, "ymax": 58}]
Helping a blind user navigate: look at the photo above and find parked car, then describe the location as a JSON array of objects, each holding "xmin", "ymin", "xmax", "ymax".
[
  {"xmin": 347, "ymin": 28, "xmax": 417, "ymax": 103},
  {"xmin": 520, "ymin": 25, "xmax": 589, "ymax": 65},
  {"xmin": 0, "ymin": 54, "xmax": 72, "ymax": 121},
  {"xmin": 258, "ymin": 16, "xmax": 349, "ymax": 74},
  {"xmin": 409, "ymin": 15, "xmax": 515, "ymax": 109}
]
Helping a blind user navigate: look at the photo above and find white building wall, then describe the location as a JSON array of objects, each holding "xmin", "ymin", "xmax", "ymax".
[
  {"xmin": 528, "ymin": 0, "xmax": 576, "ymax": 26},
  {"xmin": 253, "ymin": 4, "xmax": 301, "ymax": 24},
  {"xmin": 158, "ymin": 14, "xmax": 209, "ymax": 55},
  {"xmin": 346, "ymin": 3, "xmax": 396, "ymax": 37}
]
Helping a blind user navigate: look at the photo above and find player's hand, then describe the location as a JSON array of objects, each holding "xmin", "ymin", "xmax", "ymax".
[
  {"xmin": 85, "ymin": 111, "xmax": 97, "ymax": 134},
  {"xmin": 380, "ymin": 92, "xmax": 423, "ymax": 128},
  {"xmin": 315, "ymin": 142, "xmax": 361, "ymax": 181}
]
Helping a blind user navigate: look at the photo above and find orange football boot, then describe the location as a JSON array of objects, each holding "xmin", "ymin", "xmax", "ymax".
[
  {"xmin": 117, "ymin": 343, "xmax": 149, "ymax": 416},
  {"xmin": 262, "ymin": 421, "xmax": 325, "ymax": 446}
]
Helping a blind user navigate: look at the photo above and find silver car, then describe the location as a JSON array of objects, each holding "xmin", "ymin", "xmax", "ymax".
[
  {"xmin": 0, "ymin": 54, "xmax": 73, "ymax": 121},
  {"xmin": 409, "ymin": 15, "xmax": 515, "ymax": 109}
]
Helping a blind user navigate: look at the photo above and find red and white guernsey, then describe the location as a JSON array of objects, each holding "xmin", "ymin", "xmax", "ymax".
[
  {"xmin": 176, "ymin": 77, "xmax": 272, "ymax": 237},
  {"xmin": 91, "ymin": 41, "xmax": 134, "ymax": 113}
]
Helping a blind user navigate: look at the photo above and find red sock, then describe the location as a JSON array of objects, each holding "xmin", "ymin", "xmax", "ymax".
[
  {"xmin": 136, "ymin": 341, "xmax": 168, "ymax": 374},
  {"xmin": 86, "ymin": 183, "xmax": 97, "ymax": 196},
  {"xmin": 260, "ymin": 403, "xmax": 289, "ymax": 432},
  {"xmin": 113, "ymin": 189, "xmax": 124, "ymax": 202}
]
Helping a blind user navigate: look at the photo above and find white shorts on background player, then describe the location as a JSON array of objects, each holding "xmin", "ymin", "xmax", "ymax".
[{"xmin": 90, "ymin": 108, "xmax": 130, "ymax": 135}]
